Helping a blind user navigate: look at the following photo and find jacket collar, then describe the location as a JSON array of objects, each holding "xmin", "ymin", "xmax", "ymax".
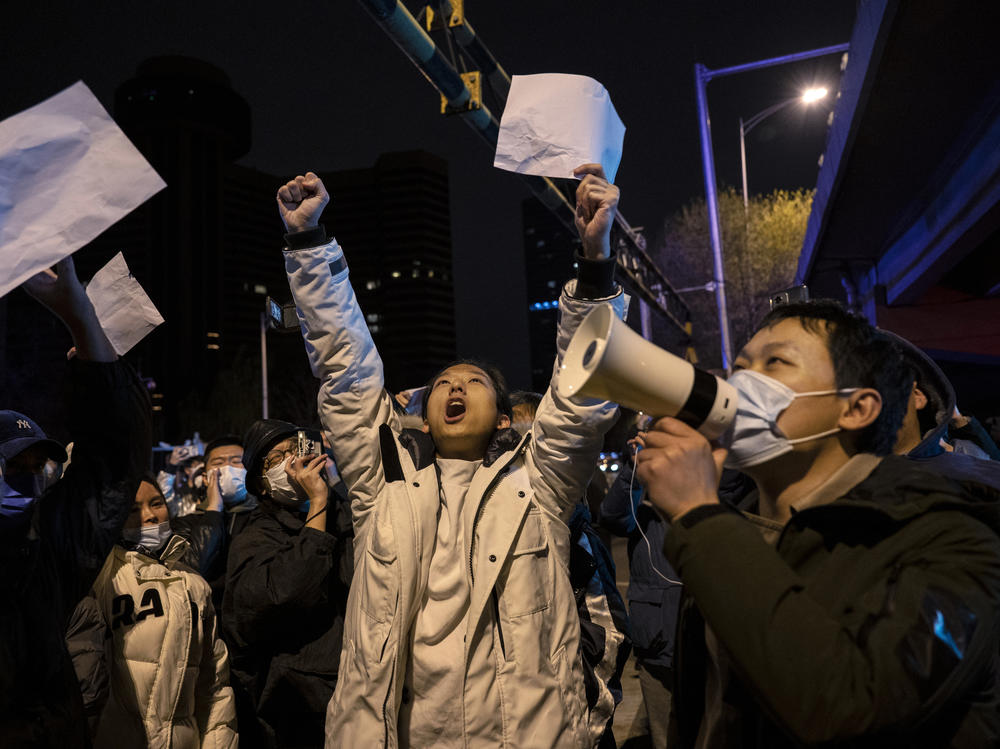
[
  {"xmin": 118, "ymin": 533, "xmax": 189, "ymax": 568},
  {"xmin": 259, "ymin": 496, "xmax": 306, "ymax": 530},
  {"xmin": 794, "ymin": 455, "xmax": 1000, "ymax": 536}
]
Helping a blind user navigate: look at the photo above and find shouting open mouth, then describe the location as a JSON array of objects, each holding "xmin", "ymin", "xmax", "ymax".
[{"xmin": 444, "ymin": 398, "xmax": 467, "ymax": 424}]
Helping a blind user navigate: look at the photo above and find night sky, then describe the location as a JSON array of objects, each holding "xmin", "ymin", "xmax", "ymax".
[{"xmin": 6, "ymin": 1, "xmax": 856, "ymax": 385}]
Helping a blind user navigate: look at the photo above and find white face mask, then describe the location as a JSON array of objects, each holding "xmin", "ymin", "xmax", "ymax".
[
  {"xmin": 724, "ymin": 369, "xmax": 859, "ymax": 469},
  {"xmin": 122, "ymin": 520, "xmax": 172, "ymax": 554},
  {"xmin": 264, "ymin": 457, "xmax": 303, "ymax": 506},
  {"xmin": 218, "ymin": 465, "xmax": 249, "ymax": 505}
]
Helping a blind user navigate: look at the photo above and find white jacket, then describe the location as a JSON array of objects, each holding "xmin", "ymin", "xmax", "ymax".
[
  {"xmin": 90, "ymin": 535, "xmax": 238, "ymax": 748},
  {"xmin": 284, "ymin": 239, "xmax": 624, "ymax": 749}
]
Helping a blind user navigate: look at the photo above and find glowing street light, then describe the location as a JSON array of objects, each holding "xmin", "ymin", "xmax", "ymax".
[
  {"xmin": 740, "ymin": 87, "xmax": 831, "ymax": 212},
  {"xmin": 694, "ymin": 44, "xmax": 848, "ymax": 372},
  {"xmin": 801, "ymin": 86, "xmax": 828, "ymax": 103}
]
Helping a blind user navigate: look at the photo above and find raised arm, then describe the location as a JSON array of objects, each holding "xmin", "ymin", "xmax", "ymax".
[
  {"xmin": 22, "ymin": 256, "xmax": 151, "ymax": 616},
  {"xmin": 527, "ymin": 164, "xmax": 625, "ymax": 521},
  {"xmin": 278, "ymin": 172, "xmax": 399, "ymax": 543}
]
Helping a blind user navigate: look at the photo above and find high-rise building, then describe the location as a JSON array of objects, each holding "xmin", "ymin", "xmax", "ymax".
[
  {"xmin": 0, "ymin": 57, "xmax": 302, "ymax": 442},
  {"xmin": 0, "ymin": 60, "xmax": 457, "ymax": 442},
  {"xmin": 522, "ymin": 197, "xmax": 580, "ymax": 393},
  {"xmin": 321, "ymin": 151, "xmax": 457, "ymax": 392}
]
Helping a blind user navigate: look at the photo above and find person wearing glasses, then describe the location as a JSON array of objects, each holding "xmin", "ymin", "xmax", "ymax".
[{"xmin": 221, "ymin": 419, "xmax": 353, "ymax": 748}]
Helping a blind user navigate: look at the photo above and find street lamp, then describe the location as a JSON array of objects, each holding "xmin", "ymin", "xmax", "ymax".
[
  {"xmin": 694, "ymin": 46, "xmax": 847, "ymax": 372},
  {"xmin": 740, "ymin": 87, "xmax": 829, "ymax": 213}
]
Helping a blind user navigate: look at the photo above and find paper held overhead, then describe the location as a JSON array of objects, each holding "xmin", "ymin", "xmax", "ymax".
[
  {"xmin": 85, "ymin": 252, "xmax": 165, "ymax": 356},
  {"xmin": 493, "ymin": 74, "xmax": 626, "ymax": 183},
  {"xmin": 0, "ymin": 81, "xmax": 166, "ymax": 300}
]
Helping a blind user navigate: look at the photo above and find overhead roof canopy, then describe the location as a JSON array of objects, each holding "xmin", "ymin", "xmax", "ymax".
[{"xmin": 796, "ymin": 0, "xmax": 1000, "ymax": 308}]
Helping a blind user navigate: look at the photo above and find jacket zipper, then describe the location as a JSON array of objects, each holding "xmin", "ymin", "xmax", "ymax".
[{"xmin": 468, "ymin": 435, "xmax": 531, "ymax": 583}]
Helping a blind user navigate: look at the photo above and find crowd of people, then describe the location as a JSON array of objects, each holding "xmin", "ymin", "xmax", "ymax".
[{"xmin": 2, "ymin": 164, "xmax": 999, "ymax": 749}]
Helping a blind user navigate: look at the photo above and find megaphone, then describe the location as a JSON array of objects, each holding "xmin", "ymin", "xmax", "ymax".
[{"xmin": 558, "ymin": 305, "xmax": 738, "ymax": 440}]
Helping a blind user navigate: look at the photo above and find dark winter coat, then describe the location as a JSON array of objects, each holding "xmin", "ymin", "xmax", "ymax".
[
  {"xmin": 601, "ymin": 460, "xmax": 679, "ymax": 670},
  {"xmin": 601, "ymin": 458, "xmax": 754, "ymax": 671},
  {"xmin": 667, "ymin": 456, "xmax": 1000, "ymax": 748},
  {"xmin": 172, "ymin": 501, "xmax": 255, "ymax": 617},
  {"xmin": 222, "ymin": 493, "xmax": 353, "ymax": 748},
  {"xmin": 0, "ymin": 359, "xmax": 150, "ymax": 747}
]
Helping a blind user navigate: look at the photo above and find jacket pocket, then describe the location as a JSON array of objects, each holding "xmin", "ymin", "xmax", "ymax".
[
  {"xmin": 497, "ymin": 509, "xmax": 552, "ymax": 618},
  {"xmin": 360, "ymin": 524, "xmax": 398, "ymax": 625}
]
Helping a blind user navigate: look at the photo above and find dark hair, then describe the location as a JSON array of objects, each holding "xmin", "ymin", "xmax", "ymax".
[
  {"xmin": 204, "ymin": 434, "xmax": 243, "ymax": 464},
  {"xmin": 138, "ymin": 471, "xmax": 166, "ymax": 501},
  {"xmin": 420, "ymin": 359, "xmax": 513, "ymax": 421},
  {"xmin": 509, "ymin": 391, "xmax": 543, "ymax": 423},
  {"xmin": 756, "ymin": 300, "xmax": 911, "ymax": 456}
]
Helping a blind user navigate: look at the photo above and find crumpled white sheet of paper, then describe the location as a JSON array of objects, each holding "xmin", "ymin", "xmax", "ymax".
[
  {"xmin": 494, "ymin": 73, "xmax": 626, "ymax": 182},
  {"xmin": 0, "ymin": 81, "xmax": 166, "ymax": 299},
  {"xmin": 86, "ymin": 252, "xmax": 164, "ymax": 355}
]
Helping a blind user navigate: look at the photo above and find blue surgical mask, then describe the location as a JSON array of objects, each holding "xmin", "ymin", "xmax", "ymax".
[
  {"xmin": 218, "ymin": 465, "xmax": 248, "ymax": 505},
  {"xmin": 1, "ymin": 476, "xmax": 37, "ymax": 533},
  {"xmin": 3, "ymin": 472, "xmax": 43, "ymax": 502},
  {"xmin": 724, "ymin": 370, "xmax": 859, "ymax": 469}
]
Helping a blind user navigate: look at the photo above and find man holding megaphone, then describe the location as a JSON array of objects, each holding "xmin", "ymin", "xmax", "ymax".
[{"xmin": 601, "ymin": 301, "xmax": 1000, "ymax": 747}]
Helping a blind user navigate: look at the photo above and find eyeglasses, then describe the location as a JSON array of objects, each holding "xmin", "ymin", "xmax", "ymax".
[{"xmin": 262, "ymin": 448, "xmax": 295, "ymax": 473}]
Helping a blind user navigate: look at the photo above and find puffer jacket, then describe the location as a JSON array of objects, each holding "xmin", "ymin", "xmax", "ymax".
[
  {"xmin": 0, "ymin": 359, "xmax": 150, "ymax": 747},
  {"xmin": 666, "ymin": 456, "xmax": 1000, "ymax": 748},
  {"xmin": 284, "ymin": 237, "xmax": 624, "ymax": 749},
  {"xmin": 87, "ymin": 535, "xmax": 237, "ymax": 748}
]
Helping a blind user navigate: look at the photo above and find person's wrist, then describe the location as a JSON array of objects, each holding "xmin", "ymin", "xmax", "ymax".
[
  {"xmin": 288, "ymin": 219, "xmax": 319, "ymax": 233},
  {"xmin": 582, "ymin": 233, "xmax": 612, "ymax": 260},
  {"xmin": 307, "ymin": 490, "xmax": 328, "ymax": 507},
  {"xmin": 668, "ymin": 495, "xmax": 719, "ymax": 523}
]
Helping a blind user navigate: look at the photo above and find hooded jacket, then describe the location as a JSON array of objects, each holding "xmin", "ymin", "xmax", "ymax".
[
  {"xmin": 283, "ymin": 236, "xmax": 624, "ymax": 749},
  {"xmin": 0, "ymin": 359, "xmax": 150, "ymax": 747},
  {"xmin": 666, "ymin": 456, "xmax": 1000, "ymax": 748},
  {"xmin": 81, "ymin": 535, "xmax": 238, "ymax": 747}
]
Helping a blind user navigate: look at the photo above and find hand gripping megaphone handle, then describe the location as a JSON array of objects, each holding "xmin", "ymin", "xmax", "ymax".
[{"xmin": 557, "ymin": 304, "xmax": 738, "ymax": 440}]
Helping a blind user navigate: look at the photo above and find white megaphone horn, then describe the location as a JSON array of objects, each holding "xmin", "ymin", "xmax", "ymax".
[{"xmin": 558, "ymin": 305, "xmax": 738, "ymax": 440}]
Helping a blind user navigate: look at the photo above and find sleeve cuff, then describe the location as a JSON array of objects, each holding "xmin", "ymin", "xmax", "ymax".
[
  {"xmin": 284, "ymin": 224, "xmax": 328, "ymax": 250},
  {"xmin": 573, "ymin": 250, "xmax": 617, "ymax": 299},
  {"xmin": 677, "ymin": 502, "xmax": 735, "ymax": 529}
]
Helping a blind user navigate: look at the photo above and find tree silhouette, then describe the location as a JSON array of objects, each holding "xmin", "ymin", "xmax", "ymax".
[{"xmin": 655, "ymin": 187, "xmax": 813, "ymax": 369}]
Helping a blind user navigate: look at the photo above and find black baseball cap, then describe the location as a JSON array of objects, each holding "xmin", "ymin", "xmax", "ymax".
[{"xmin": 0, "ymin": 411, "xmax": 68, "ymax": 466}]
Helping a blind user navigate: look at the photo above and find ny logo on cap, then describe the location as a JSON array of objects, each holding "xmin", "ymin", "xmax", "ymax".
[{"xmin": 16, "ymin": 420, "xmax": 30, "ymax": 430}]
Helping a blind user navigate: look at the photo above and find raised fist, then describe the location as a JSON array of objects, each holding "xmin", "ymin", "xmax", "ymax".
[
  {"xmin": 277, "ymin": 172, "xmax": 330, "ymax": 233},
  {"xmin": 573, "ymin": 163, "xmax": 620, "ymax": 260}
]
